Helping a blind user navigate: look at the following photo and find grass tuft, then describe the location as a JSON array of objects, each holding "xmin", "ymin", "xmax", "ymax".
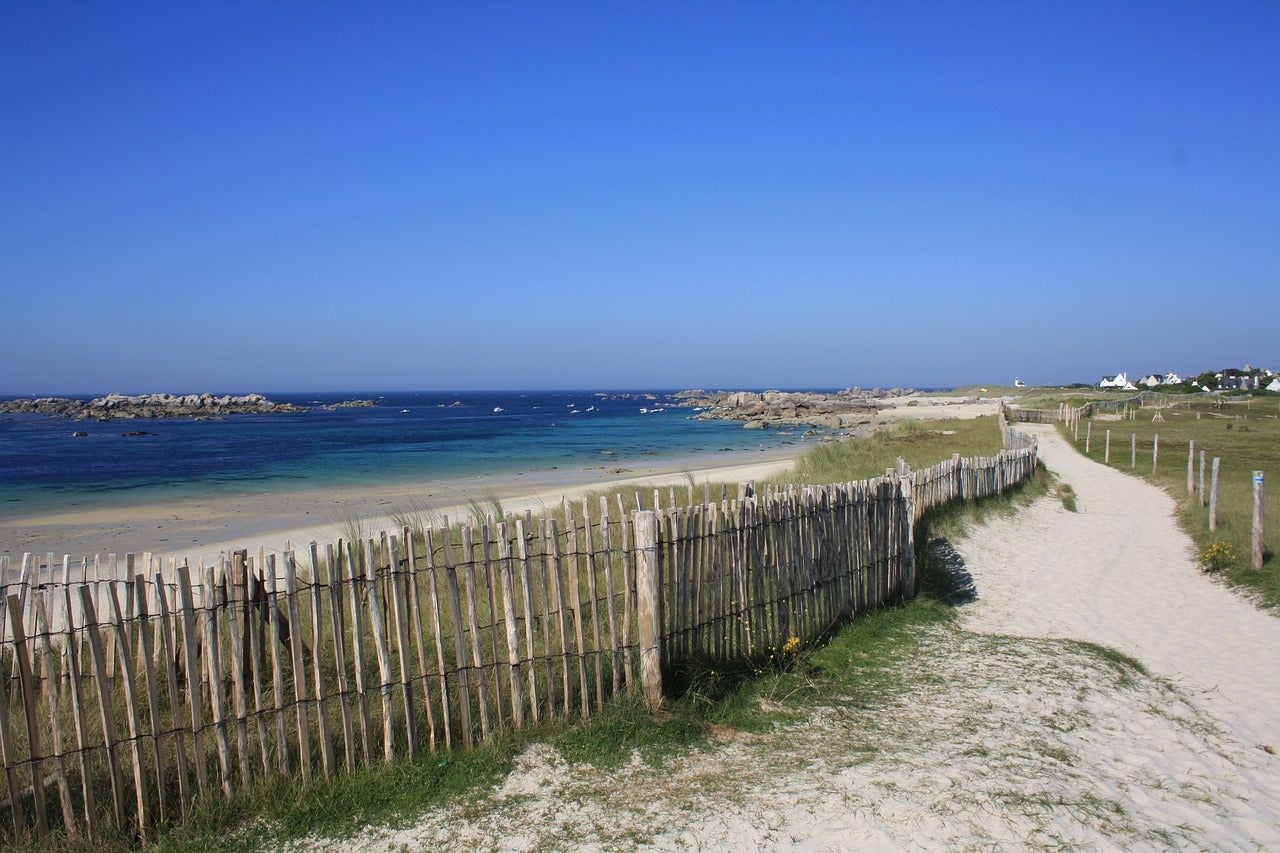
[{"xmin": 465, "ymin": 492, "xmax": 505, "ymax": 527}]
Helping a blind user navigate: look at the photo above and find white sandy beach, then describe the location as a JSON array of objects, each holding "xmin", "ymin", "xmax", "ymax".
[
  {"xmin": 1, "ymin": 395, "xmax": 996, "ymax": 574},
  {"xmin": 298, "ymin": 417, "xmax": 1280, "ymax": 851},
  {"xmin": 0, "ymin": 447, "xmax": 802, "ymax": 574}
]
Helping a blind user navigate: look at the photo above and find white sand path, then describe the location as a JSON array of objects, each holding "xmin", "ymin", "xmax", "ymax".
[
  {"xmin": 302, "ymin": 419, "xmax": 1280, "ymax": 851},
  {"xmin": 952, "ymin": 422, "xmax": 1280, "ymax": 847},
  {"xmin": 962, "ymin": 423, "xmax": 1280, "ymax": 750}
]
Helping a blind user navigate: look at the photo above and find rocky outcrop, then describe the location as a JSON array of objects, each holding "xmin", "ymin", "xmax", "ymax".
[
  {"xmin": 673, "ymin": 388, "xmax": 914, "ymax": 430},
  {"xmin": 0, "ymin": 393, "xmax": 308, "ymax": 419},
  {"xmin": 321, "ymin": 399, "xmax": 376, "ymax": 410}
]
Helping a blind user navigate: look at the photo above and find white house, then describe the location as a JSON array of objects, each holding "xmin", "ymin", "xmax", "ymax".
[
  {"xmin": 1268, "ymin": 377, "xmax": 1280, "ymax": 392},
  {"xmin": 1099, "ymin": 372, "xmax": 1129, "ymax": 389},
  {"xmin": 1139, "ymin": 374, "xmax": 1163, "ymax": 388},
  {"xmin": 1164, "ymin": 372, "xmax": 1183, "ymax": 385}
]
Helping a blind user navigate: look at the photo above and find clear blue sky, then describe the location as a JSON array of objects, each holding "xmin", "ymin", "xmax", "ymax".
[{"xmin": 3, "ymin": 1, "xmax": 1277, "ymax": 394}]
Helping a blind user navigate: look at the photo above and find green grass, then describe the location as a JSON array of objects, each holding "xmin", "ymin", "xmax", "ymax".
[
  {"xmin": 711, "ymin": 597, "xmax": 956, "ymax": 720},
  {"xmin": 165, "ymin": 600, "xmax": 956, "ymax": 853},
  {"xmin": 146, "ymin": 739, "xmax": 512, "ymax": 853},
  {"xmin": 774, "ymin": 415, "xmax": 1004, "ymax": 486},
  {"xmin": 61, "ymin": 599, "xmax": 945, "ymax": 853},
  {"xmin": 934, "ymin": 384, "xmax": 1096, "ymax": 406},
  {"xmin": 1058, "ymin": 397, "xmax": 1280, "ymax": 608}
]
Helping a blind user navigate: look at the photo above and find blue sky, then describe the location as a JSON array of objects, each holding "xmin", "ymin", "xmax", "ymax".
[{"xmin": 2, "ymin": 2, "xmax": 1277, "ymax": 394}]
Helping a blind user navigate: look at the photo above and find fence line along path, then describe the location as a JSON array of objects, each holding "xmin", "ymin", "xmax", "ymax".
[{"xmin": 0, "ymin": 424, "xmax": 1037, "ymax": 843}]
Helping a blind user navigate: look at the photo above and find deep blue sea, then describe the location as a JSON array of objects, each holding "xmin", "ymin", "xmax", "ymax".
[{"xmin": 0, "ymin": 391, "xmax": 813, "ymax": 518}]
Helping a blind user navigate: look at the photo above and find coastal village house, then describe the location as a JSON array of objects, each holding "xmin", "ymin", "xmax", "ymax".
[
  {"xmin": 1099, "ymin": 366, "xmax": 1274, "ymax": 393},
  {"xmin": 1214, "ymin": 364, "xmax": 1280, "ymax": 392},
  {"xmin": 1137, "ymin": 372, "xmax": 1185, "ymax": 388},
  {"xmin": 1098, "ymin": 372, "xmax": 1137, "ymax": 390}
]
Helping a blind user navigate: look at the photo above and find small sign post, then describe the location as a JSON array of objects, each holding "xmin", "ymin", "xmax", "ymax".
[
  {"xmin": 1254, "ymin": 472, "xmax": 1266, "ymax": 570},
  {"xmin": 1210, "ymin": 458, "xmax": 1221, "ymax": 532}
]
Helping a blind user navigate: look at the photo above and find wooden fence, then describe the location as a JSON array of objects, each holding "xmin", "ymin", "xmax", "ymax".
[
  {"xmin": 1002, "ymin": 393, "xmax": 1229, "ymax": 434},
  {"xmin": 1060, "ymin": 391, "xmax": 1221, "ymax": 432},
  {"xmin": 1001, "ymin": 404, "xmax": 1060, "ymax": 424},
  {"xmin": 0, "ymin": 430, "xmax": 1037, "ymax": 843}
]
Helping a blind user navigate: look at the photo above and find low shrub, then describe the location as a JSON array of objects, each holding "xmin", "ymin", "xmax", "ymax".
[{"xmin": 1198, "ymin": 541, "xmax": 1236, "ymax": 573}]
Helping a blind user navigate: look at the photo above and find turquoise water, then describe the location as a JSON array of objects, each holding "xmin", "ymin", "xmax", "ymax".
[{"xmin": 0, "ymin": 390, "xmax": 813, "ymax": 518}]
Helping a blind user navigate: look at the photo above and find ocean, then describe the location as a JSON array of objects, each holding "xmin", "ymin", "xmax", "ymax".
[{"xmin": 0, "ymin": 390, "xmax": 814, "ymax": 518}]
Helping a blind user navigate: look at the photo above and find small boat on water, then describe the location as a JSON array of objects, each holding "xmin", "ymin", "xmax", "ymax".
[
  {"xmin": 400, "ymin": 409, "xmax": 410, "ymax": 413},
  {"xmin": 493, "ymin": 407, "xmax": 505, "ymax": 413}
]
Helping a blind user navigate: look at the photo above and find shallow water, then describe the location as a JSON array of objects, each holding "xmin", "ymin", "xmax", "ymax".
[{"xmin": 0, "ymin": 390, "xmax": 812, "ymax": 518}]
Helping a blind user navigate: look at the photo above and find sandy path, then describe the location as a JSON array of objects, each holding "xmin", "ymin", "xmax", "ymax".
[
  {"xmin": 300, "ymin": 418, "xmax": 1280, "ymax": 851},
  {"xmin": 961, "ymin": 423, "xmax": 1280, "ymax": 749},
  {"xmin": 952, "ymin": 422, "xmax": 1280, "ymax": 846}
]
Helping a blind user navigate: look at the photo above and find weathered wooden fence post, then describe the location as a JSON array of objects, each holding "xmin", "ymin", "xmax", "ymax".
[
  {"xmin": 1152, "ymin": 433, "xmax": 1158, "ymax": 476},
  {"xmin": 1187, "ymin": 440, "xmax": 1195, "ymax": 494},
  {"xmin": 1105, "ymin": 430, "xmax": 1111, "ymax": 464},
  {"xmin": 1255, "ymin": 471, "xmax": 1266, "ymax": 570},
  {"xmin": 632, "ymin": 511, "xmax": 663, "ymax": 712},
  {"xmin": 899, "ymin": 474, "xmax": 916, "ymax": 598},
  {"xmin": 5, "ymin": 594, "xmax": 46, "ymax": 838},
  {"xmin": 1131, "ymin": 432, "xmax": 1136, "ymax": 468},
  {"xmin": 1209, "ymin": 457, "xmax": 1221, "ymax": 532},
  {"xmin": 1200, "ymin": 450, "xmax": 1206, "ymax": 506}
]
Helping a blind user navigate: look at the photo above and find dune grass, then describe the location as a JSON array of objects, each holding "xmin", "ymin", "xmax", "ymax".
[{"xmin": 774, "ymin": 415, "xmax": 1003, "ymax": 487}]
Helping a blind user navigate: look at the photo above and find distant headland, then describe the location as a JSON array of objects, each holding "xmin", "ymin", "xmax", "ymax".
[
  {"xmin": 0, "ymin": 392, "xmax": 367, "ymax": 419},
  {"xmin": 673, "ymin": 388, "xmax": 918, "ymax": 430}
]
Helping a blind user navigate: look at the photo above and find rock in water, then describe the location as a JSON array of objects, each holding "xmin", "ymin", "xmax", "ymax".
[{"xmin": 0, "ymin": 393, "xmax": 310, "ymax": 419}]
